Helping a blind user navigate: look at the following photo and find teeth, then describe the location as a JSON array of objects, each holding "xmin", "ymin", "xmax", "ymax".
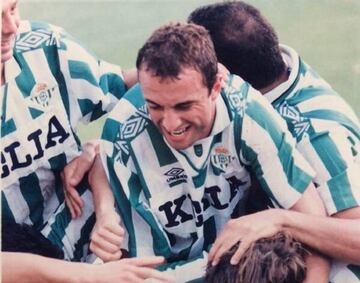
[{"xmin": 171, "ymin": 128, "xmax": 187, "ymax": 136}]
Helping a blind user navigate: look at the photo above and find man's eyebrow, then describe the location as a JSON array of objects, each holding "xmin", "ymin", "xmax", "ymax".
[{"xmin": 145, "ymin": 99, "xmax": 160, "ymax": 105}]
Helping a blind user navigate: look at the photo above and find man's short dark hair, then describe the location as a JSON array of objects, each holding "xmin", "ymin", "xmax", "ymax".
[
  {"xmin": 136, "ymin": 22, "xmax": 218, "ymax": 92},
  {"xmin": 188, "ymin": 1, "xmax": 286, "ymax": 90},
  {"xmin": 205, "ymin": 232, "xmax": 307, "ymax": 283},
  {"xmin": 2, "ymin": 222, "xmax": 64, "ymax": 259}
]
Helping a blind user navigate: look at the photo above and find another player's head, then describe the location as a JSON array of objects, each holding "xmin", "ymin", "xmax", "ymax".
[
  {"xmin": 188, "ymin": 1, "xmax": 286, "ymax": 90},
  {"xmin": 136, "ymin": 22, "xmax": 222, "ymax": 150},
  {"xmin": 205, "ymin": 232, "xmax": 307, "ymax": 283},
  {"xmin": 2, "ymin": 222, "xmax": 64, "ymax": 259},
  {"xmin": 1, "ymin": 0, "xmax": 20, "ymax": 64}
]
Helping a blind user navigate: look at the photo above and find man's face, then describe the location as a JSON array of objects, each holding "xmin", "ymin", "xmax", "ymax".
[
  {"xmin": 2, "ymin": 0, "xmax": 20, "ymax": 63},
  {"xmin": 139, "ymin": 67, "xmax": 221, "ymax": 150}
]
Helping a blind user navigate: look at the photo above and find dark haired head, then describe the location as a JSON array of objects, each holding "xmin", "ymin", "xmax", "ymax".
[
  {"xmin": 188, "ymin": 1, "xmax": 286, "ymax": 90},
  {"xmin": 205, "ymin": 232, "xmax": 307, "ymax": 283},
  {"xmin": 2, "ymin": 222, "xmax": 64, "ymax": 259},
  {"xmin": 136, "ymin": 22, "xmax": 218, "ymax": 92}
]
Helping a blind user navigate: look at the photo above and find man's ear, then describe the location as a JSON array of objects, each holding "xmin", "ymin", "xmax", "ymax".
[{"xmin": 210, "ymin": 73, "xmax": 223, "ymax": 101}]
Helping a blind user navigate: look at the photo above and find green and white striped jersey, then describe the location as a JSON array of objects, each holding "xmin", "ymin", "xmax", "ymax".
[
  {"xmin": 267, "ymin": 45, "xmax": 360, "ymax": 216},
  {"xmin": 101, "ymin": 75, "xmax": 314, "ymax": 281},
  {"xmin": 1, "ymin": 21, "xmax": 126, "ymax": 232},
  {"xmin": 264, "ymin": 45, "xmax": 360, "ymax": 283}
]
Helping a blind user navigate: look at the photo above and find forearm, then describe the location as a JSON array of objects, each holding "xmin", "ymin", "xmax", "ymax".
[
  {"xmin": 2, "ymin": 252, "xmax": 92, "ymax": 283},
  {"xmin": 303, "ymin": 251, "xmax": 330, "ymax": 283},
  {"xmin": 281, "ymin": 209, "xmax": 360, "ymax": 264},
  {"xmin": 89, "ymin": 155, "xmax": 116, "ymax": 216}
]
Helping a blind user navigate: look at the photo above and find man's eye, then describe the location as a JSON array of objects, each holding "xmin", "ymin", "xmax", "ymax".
[
  {"xmin": 176, "ymin": 104, "xmax": 191, "ymax": 111},
  {"xmin": 148, "ymin": 104, "xmax": 161, "ymax": 110}
]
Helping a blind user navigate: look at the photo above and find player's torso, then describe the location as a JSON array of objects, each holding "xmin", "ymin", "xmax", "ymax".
[
  {"xmin": 1, "ymin": 50, "xmax": 80, "ymax": 228},
  {"xmin": 130, "ymin": 122, "xmax": 251, "ymax": 243}
]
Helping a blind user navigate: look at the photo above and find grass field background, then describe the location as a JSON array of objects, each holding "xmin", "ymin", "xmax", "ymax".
[{"xmin": 21, "ymin": 0, "xmax": 360, "ymax": 142}]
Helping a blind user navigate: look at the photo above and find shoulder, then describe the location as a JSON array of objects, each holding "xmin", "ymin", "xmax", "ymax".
[
  {"xmin": 103, "ymin": 84, "xmax": 150, "ymax": 143},
  {"xmin": 15, "ymin": 20, "xmax": 66, "ymax": 54}
]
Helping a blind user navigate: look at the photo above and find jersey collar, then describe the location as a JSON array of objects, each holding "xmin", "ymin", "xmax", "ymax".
[{"xmin": 263, "ymin": 44, "xmax": 299, "ymax": 104}]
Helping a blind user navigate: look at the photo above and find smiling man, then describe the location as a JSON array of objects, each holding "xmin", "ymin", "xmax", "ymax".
[{"xmin": 96, "ymin": 22, "xmax": 331, "ymax": 282}]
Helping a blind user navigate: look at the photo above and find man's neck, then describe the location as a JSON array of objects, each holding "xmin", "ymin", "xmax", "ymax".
[{"xmin": 258, "ymin": 69, "xmax": 289, "ymax": 95}]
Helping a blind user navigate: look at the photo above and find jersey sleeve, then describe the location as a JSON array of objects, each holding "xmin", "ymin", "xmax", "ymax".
[
  {"xmin": 297, "ymin": 123, "xmax": 360, "ymax": 215},
  {"xmin": 52, "ymin": 24, "xmax": 127, "ymax": 129},
  {"xmin": 239, "ymin": 88, "xmax": 315, "ymax": 209}
]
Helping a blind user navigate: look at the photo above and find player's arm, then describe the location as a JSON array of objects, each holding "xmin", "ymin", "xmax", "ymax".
[
  {"xmin": 209, "ymin": 87, "xmax": 330, "ymax": 281},
  {"xmin": 286, "ymin": 125, "xmax": 360, "ymax": 263},
  {"xmin": 89, "ymin": 154, "xmax": 124, "ymax": 262},
  {"xmin": 273, "ymin": 206, "xmax": 360, "ymax": 264},
  {"xmin": 2, "ymin": 252, "xmax": 173, "ymax": 283}
]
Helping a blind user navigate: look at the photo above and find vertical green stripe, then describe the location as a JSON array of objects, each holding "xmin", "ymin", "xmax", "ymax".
[
  {"xmin": 43, "ymin": 45, "xmax": 71, "ymax": 119},
  {"xmin": 240, "ymin": 141, "xmax": 281, "ymax": 208},
  {"xmin": 106, "ymin": 156, "xmax": 136, "ymax": 256},
  {"xmin": 19, "ymin": 173, "xmax": 44, "ymax": 229},
  {"xmin": 147, "ymin": 123, "xmax": 177, "ymax": 167},
  {"xmin": 46, "ymin": 204, "xmax": 71, "ymax": 252},
  {"xmin": 73, "ymin": 212, "xmax": 96, "ymax": 262},
  {"xmin": 348, "ymin": 264, "xmax": 360, "ymax": 280},
  {"xmin": 124, "ymin": 84, "xmax": 146, "ymax": 109},
  {"xmin": 48, "ymin": 153, "xmax": 67, "ymax": 171},
  {"xmin": 69, "ymin": 60, "xmax": 98, "ymax": 86},
  {"xmin": 192, "ymin": 166, "xmax": 208, "ymax": 188},
  {"xmin": 203, "ymin": 216, "xmax": 216, "ymax": 252},
  {"xmin": 127, "ymin": 169, "xmax": 171, "ymax": 257},
  {"xmin": 311, "ymin": 133, "xmax": 358, "ymax": 211},
  {"xmin": 1, "ymin": 118, "xmax": 16, "ymax": 137},
  {"xmin": 14, "ymin": 53, "xmax": 36, "ymax": 98},
  {"xmin": 101, "ymin": 118, "xmax": 120, "ymax": 141},
  {"xmin": 1, "ymin": 192, "xmax": 17, "ymax": 224},
  {"xmin": 99, "ymin": 73, "xmax": 126, "ymax": 100},
  {"xmin": 246, "ymin": 99, "xmax": 311, "ymax": 193}
]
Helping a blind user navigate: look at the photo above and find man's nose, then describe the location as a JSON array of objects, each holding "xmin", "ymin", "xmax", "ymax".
[
  {"xmin": 2, "ymin": 13, "xmax": 19, "ymax": 36},
  {"xmin": 162, "ymin": 109, "xmax": 182, "ymax": 132}
]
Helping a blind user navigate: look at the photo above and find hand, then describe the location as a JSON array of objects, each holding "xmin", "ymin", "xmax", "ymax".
[
  {"xmin": 208, "ymin": 209, "xmax": 284, "ymax": 266},
  {"xmin": 61, "ymin": 141, "xmax": 99, "ymax": 219},
  {"xmin": 90, "ymin": 209, "xmax": 124, "ymax": 262},
  {"xmin": 92, "ymin": 256, "xmax": 174, "ymax": 283}
]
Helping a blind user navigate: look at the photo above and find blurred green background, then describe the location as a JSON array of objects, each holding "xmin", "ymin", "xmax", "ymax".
[{"xmin": 21, "ymin": 0, "xmax": 360, "ymax": 141}]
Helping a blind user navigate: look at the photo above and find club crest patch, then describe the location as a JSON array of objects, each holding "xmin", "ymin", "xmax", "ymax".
[
  {"xmin": 211, "ymin": 146, "xmax": 235, "ymax": 171},
  {"xmin": 30, "ymin": 83, "xmax": 55, "ymax": 108}
]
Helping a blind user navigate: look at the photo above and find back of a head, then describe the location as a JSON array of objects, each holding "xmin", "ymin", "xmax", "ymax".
[
  {"xmin": 188, "ymin": 1, "xmax": 286, "ymax": 90},
  {"xmin": 205, "ymin": 232, "xmax": 307, "ymax": 283},
  {"xmin": 136, "ymin": 22, "xmax": 218, "ymax": 92},
  {"xmin": 2, "ymin": 222, "xmax": 64, "ymax": 259}
]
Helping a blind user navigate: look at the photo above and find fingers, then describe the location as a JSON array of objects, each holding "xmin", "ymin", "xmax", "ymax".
[
  {"xmin": 230, "ymin": 239, "xmax": 251, "ymax": 265},
  {"xmin": 91, "ymin": 243, "xmax": 122, "ymax": 262},
  {"xmin": 90, "ymin": 225, "xmax": 124, "ymax": 262},
  {"xmin": 125, "ymin": 256, "xmax": 166, "ymax": 268},
  {"xmin": 64, "ymin": 191, "xmax": 82, "ymax": 219}
]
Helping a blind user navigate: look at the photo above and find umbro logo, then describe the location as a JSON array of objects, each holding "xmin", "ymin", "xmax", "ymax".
[{"xmin": 164, "ymin": 168, "xmax": 187, "ymax": 187}]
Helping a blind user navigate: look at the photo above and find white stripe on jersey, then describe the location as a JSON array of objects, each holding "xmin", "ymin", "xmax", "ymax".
[
  {"xmin": 242, "ymin": 114, "xmax": 303, "ymax": 209},
  {"xmin": 297, "ymin": 94, "xmax": 359, "ymax": 124},
  {"xmin": 131, "ymin": 205, "xmax": 157, "ymax": 257},
  {"xmin": 3, "ymin": 183, "xmax": 32, "ymax": 225},
  {"xmin": 61, "ymin": 190, "xmax": 94, "ymax": 260}
]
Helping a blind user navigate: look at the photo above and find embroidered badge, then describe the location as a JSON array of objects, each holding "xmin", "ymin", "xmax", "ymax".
[
  {"xmin": 30, "ymin": 83, "xmax": 55, "ymax": 108},
  {"xmin": 211, "ymin": 146, "xmax": 235, "ymax": 171}
]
